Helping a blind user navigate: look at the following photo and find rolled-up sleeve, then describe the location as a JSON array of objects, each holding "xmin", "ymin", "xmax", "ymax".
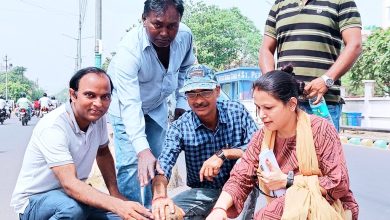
[
  {"xmin": 108, "ymin": 46, "xmax": 149, "ymax": 154},
  {"xmin": 223, "ymin": 130, "xmax": 263, "ymax": 218},
  {"xmin": 158, "ymin": 123, "xmax": 183, "ymax": 180}
]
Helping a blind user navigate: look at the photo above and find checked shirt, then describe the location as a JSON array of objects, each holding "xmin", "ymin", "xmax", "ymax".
[{"xmin": 158, "ymin": 101, "xmax": 258, "ymax": 189}]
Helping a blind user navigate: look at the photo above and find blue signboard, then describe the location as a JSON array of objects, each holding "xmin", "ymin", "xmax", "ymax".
[{"xmin": 215, "ymin": 67, "xmax": 261, "ymax": 100}]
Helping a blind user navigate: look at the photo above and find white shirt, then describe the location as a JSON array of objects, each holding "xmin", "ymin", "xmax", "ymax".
[
  {"xmin": 39, "ymin": 96, "xmax": 51, "ymax": 108},
  {"xmin": 0, "ymin": 99, "xmax": 6, "ymax": 109},
  {"xmin": 10, "ymin": 101, "xmax": 109, "ymax": 214},
  {"xmin": 107, "ymin": 23, "xmax": 195, "ymax": 154},
  {"xmin": 16, "ymin": 97, "xmax": 32, "ymax": 109}
]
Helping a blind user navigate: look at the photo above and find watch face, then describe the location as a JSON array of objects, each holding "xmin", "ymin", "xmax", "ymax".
[{"xmin": 326, "ymin": 79, "xmax": 334, "ymax": 87}]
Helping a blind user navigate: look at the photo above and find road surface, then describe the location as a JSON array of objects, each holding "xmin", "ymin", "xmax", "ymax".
[{"xmin": 0, "ymin": 114, "xmax": 389, "ymax": 219}]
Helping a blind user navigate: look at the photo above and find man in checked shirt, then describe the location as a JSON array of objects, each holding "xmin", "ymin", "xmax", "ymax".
[{"xmin": 150, "ymin": 64, "xmax": 258, "ymax": 220}]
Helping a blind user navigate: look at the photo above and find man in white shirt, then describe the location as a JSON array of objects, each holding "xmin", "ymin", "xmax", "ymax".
[
  {"xmin": 0, "ymin": 96, "xmax": 6, "ymax": 110},
  {"xmin": 16, "ymin": 93, "xmax": 32, "ymax": 117},
  {"xmin": 38, "ymin": 93, "xmax": 51, "ymax": 110},
  {"xmin": 11, "ymin": 67, "xmax": 153, "ymax": 220}
]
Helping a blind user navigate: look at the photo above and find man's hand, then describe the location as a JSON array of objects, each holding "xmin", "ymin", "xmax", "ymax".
[
  {"xmin": 199, "ymin": 155, "xmax": 224, "ymax": 182},
  {"xmin": 114, "ymin": 200, "xmax": 154, "ymax": 220},
  {"xmin": 138, "ymin": 149, "xmax": 157, "ymax": 186},
  {"xmin": 174, "ymin": 108, "xmax": 186, "ymax": 121},
  {"xmin": 257, "ymin": 159, "xmax": 287, "ymax": 191},
  {"xmin": 304, "ymin": 77, "xmax": 329, "ymax": 105},
  {"xmin": 152, "ymin": 197, "xmax": 184, "ymax": 220}
]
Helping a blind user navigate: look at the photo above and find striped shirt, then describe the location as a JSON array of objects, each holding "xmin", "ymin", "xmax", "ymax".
[
  {"xmin": 158, "ymin": 101, "xmax": 258, "ymax": 189},
  {"xmin": 265, "ymin": 0, "xmax": 361, "ymax": 102}
]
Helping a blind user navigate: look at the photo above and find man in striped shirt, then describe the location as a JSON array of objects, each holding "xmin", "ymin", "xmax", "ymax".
[{"xmin": 259, "ymin": 0, "xmax": 362, "ymax": 131}]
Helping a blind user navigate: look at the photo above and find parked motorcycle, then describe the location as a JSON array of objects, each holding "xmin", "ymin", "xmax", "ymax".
[
  {"xmin": 0, "ymin": 108, "xmax": 7, "ymax": 124},
  {"xmin": 19, "ymin": 108, "xmax": 30, "ymax": 126}
]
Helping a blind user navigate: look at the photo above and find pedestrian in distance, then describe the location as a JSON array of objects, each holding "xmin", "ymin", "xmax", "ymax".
[
  {"xmin": 152, "ymin": 64, "xmax": 259, "ymax": 220},
  {"xmin": 107, "ymin": 0, "xmax": 196, "ymax": 208},
  {"xmin": 11, "ymin": 67, "xmax": 154, "ymax": 220},
  {"xmin": 206, "ymin": 67, "xmax": 358, "ymax": 220},
  {"xmin": 259, "ymin": 0, "xmax": 362, "ymax": 131}
]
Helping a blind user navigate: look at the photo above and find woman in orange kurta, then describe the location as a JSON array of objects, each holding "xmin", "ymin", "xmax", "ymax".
[{"xmin": 206, "ymin": 68, "xmax": 358, "ymax": 220}]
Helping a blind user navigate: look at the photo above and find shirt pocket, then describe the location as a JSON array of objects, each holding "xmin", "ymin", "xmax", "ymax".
[{"xmin": 161, "ymin": 71, "xmax": 178, "ymax": 96}]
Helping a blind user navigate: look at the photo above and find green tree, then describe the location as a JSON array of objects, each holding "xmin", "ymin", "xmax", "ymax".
[
  {"xmin": 183, "ymin": 1, "xmax": 262, "ymax": 70},
  {"xmin": 54, "ymin": 87, "xmax": 69, "ymax": 103},
  {"xmin": 349, "ymin": 28, "xmax": 390, "ymax": 95},
  {"xmin": 0, "ymin": 66, "xmax": 45, "ymax": 100}
]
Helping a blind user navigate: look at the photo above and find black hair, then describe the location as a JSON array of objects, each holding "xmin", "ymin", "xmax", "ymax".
[
  {"xmin": 43, "ymin": 93, "xmax": 47, "ymax": 97},
  {"xmin": 252, "ymin": 64, "xmax": 305, "ymax": 104},
  {"xmin": 142, "ymin": 0, "xmax": 184, "ymax": 19},
  {"xmin": 69, "ymin": 67, "xmax": 113, "ymax": 93}
]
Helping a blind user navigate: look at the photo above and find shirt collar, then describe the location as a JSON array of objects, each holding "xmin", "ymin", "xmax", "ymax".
[
  {"xmin": 65, "ymin": 100, "xmax": 95, "ymax": 134},
  {"xmin": 192, "ymin": 102, "xmax": 227, "ymax": 130}
]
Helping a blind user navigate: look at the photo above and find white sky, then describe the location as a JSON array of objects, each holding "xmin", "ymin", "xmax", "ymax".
[{"xmin": 0, "ymin": 0, "xmax": 382, "ymax": 94}]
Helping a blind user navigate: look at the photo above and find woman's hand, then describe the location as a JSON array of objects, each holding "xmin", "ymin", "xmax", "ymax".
[
  {"xmin": 206, "ymin": 208, "xmax": 227, "ymax": 220},
  {"xmin": 258, "ymin": 159, "xmax": 288, "ymax": 190}
]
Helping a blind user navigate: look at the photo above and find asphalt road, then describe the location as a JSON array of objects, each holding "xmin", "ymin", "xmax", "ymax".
[
  {"xmin": 0, "ymin": 115, "xmax": 38, "ymax": 220},
  {"xmin": 0, "ymin": 115, "xmax": 389, "ymax": 220},
  {"xmin": 344, "ymin": 144, "xmax": 390, "ymax": 220}
]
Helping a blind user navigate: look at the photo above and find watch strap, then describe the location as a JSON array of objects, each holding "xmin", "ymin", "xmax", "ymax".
[
  {"xmin": 286, "ymin": 171, "xmax": 294, "ymax": 188},
  {"xmin": 215, "ymin": 149, "xmax": 226, "ymax": 161}
]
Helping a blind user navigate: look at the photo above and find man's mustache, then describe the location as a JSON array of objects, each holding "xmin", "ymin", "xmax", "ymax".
[{"xmin": 193, "ymin": 102, "xmax": 208, "ymax": 108}]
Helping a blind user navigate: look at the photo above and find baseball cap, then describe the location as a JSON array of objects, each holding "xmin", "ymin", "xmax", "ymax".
[{"xmin": 179, "ymin": 64, "xmax": 218, "ymax": 93}]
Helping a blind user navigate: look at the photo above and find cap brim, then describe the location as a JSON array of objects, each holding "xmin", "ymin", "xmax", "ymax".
[{"xmin": 179, "ymin": 82, "xmax": 217, "ymax": 93}]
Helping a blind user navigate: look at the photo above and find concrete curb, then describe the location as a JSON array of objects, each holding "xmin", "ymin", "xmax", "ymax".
[{"xmin": 339, "ymin": 135, "xmax": 390, "ymax": 150}]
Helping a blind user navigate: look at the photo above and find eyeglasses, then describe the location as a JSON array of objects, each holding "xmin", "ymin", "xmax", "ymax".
[{"xmin": 185, "ymin": 90, "xmax": 214, "ymax": 99}]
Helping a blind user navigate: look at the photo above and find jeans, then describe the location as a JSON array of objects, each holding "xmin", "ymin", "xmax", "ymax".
[
  {"xmin": 109, "ymin": 114, "xmax": 165, "ymax": 208},
  {"xmin": 173, "ymin": 188, "xmax": 258, "ymax": 220},
  {"xmin": 20, "ymin": 189, "xmax": 121, "ymax": 220},
  {"xmin": 173, "ymin": 188, "xmax": 221, "ymax": 220},
  {"xmin": 299, "ymin": 102, "xmax": 342, "ymax": 132}
]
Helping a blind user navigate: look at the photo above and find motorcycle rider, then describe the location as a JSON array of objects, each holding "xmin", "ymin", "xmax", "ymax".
[
  {"xmin": 0, "ymin": 95, "xmax": 6, "ymax": 110},
  {"xmin": 39, "ymin": 93, "xmax": 51, "ymax": 116},
  {"xmin": 50, "ymin": 96, "xmax": 58, "ymax": 110},
  {"xmin": 16, "ymin": 93, "xmax": 33, "ymax": 118},
  {"xmin": 0, "ymin": 96, "xmax": 7, "ymax": 121}
]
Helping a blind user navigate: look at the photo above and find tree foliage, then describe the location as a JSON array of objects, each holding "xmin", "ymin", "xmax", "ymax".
[
  {"xmin": 349, "ymin": 28, "xmax": 390, "ymax": 95},
  {"xmin": 0, "ymin": 66, "xmax": 45, "ymax": 100},
  {"xmin": 183, "ymin": 1, "xmax": 262, "ymax": 70}
]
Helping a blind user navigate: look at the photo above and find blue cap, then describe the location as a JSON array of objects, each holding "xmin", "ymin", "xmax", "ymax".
[{"xmin": 179, "ymin": 64, "xmax": 218, "ymax": 93}]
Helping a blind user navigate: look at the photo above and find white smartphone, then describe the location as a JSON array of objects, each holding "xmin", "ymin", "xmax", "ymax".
[{"xmin": 258, "ymin": 149, "xmax": 286, "ymax": 197}]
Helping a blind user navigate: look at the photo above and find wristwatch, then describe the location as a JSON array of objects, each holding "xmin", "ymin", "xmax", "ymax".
[
  {"xmin": 286, "ymin": 171, "xmax": 294, "ymax": 188},
  {"xmin": 321, "ymin": 74, "xmax": 334, "ymax": 88},
  {"xmin": 215, "ymin": 149, "xmax": 226, "ymax": 161}
]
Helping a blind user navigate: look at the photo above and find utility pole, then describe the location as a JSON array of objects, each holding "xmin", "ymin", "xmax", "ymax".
[
  {"xmin": 95, "ymin": 0, "xmax": 102, "ymax": 68},
  {"xmin": 3, "ymin": 55, "xmax": 9, "ymax": 100},
  {"xmin": 77, "ymin": 0, "xmax": 83, "ymax": 70}
]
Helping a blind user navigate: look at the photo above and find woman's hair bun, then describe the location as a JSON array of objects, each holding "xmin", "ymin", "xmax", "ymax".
[{"xmin": 281, "ymin": 64, "xmax": 294, "ymax": 76}]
